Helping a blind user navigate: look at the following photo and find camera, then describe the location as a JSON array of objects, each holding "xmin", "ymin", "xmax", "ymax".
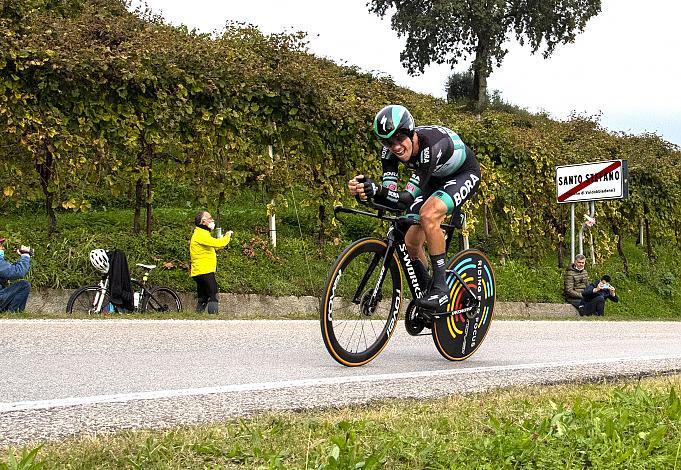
[
  {"xmin": 602, "ymin": 282, "xmax": 611, "ymax": 290},
  {"xmin": 19, "ymin": 246, "xmax": 34, "ymax": 256}
]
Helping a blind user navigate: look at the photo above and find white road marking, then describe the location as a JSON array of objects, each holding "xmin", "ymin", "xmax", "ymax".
[{"xmin": 3, "ymin": 355, "xmax": 681, "ymax": 413}]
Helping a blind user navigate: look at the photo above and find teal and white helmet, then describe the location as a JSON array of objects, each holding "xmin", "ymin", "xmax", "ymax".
[{"xmin": 373, "ymin": 105, "xmax": 415, "ymax": 146}]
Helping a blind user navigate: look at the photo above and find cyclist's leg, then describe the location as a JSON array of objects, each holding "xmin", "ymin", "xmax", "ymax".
[
  {"xmin": 416, "ymin": 159, "xmax": 481, "ymax": 311},
  {"xmin": 404, "ymin": 196, "xmax": 431, "ymax": 287},
  {"xmin": 432, "ymin": 153, "xmax": 481, "ymax": 223},
  {"xmin": 414, "ymin": 196, "xmax": 450, "ymax": 310}
]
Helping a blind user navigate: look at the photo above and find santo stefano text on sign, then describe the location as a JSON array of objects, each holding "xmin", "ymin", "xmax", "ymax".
[{"xmin": 555, "ymin": 159, "xmax": 629, "ymax": 204}]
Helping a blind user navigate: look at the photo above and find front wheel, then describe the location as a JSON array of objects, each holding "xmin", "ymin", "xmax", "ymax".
[
  {"xmin": 320, "ymin": 238, "xmax": 402, "ymax": 367},
  {"xmin": 141, "ymin": 286, "xmax": 183, "ymax": 313},
  {"xmin": 431, "ymin": 249, "xmax": 496, "ymax": 361},
  {"xmin": 66, "ymin": 285, "xmax": 110, "ymax": 315}
]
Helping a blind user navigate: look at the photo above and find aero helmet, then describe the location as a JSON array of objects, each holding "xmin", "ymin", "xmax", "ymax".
[
  {"xmin": 373, "ymin": 105, "xmax": 415, "ymax": 146},
  {"xmin": 89, "ymin": 249, "xmax": 110, "ymax": 274}
]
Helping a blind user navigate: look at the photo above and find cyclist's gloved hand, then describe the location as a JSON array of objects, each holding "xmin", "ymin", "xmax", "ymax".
[{"xmin": 360, "ymin": 177, "xmax": 380, "ymax": 199}]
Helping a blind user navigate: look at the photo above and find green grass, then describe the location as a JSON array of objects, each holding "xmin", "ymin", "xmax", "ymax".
[
  {"xmin": 5, "ymin": 375, "xmax": 681, "ymax": 468},
  {"xmin": 1, "ymin": 190, "xmax": 337, "ymax": 297},
  {"xmin": 492, "ymin": 240, "xmax": 681, "ymax": 319},
  {"xmin": 2, "ymin": 188, "xmax": 681, "ymax": 318}
]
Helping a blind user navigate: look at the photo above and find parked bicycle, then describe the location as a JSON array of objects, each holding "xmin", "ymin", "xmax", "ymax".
[
  {"xmin": 66, "ymin": 249, "xmax": 183, "ymax": 314},
  {"xmin": 320, "ymin": 200, "xmax": 496, "ymax": 366}
]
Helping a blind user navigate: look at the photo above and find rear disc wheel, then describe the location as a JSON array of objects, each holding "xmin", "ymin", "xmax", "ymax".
[{"xmin": 431, "ymin": 249, "xmax": 496, "ymax": 361}]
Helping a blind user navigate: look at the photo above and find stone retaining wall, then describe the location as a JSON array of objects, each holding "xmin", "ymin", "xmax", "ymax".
[{"xmin": 25, "ymin": 289, "xmax": 579, "ymax": 318}]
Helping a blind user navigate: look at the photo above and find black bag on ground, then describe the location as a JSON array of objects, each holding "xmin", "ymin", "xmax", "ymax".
[{"xmin": 107, "ymin": 249, "xmax": 134, "ymax": 311}]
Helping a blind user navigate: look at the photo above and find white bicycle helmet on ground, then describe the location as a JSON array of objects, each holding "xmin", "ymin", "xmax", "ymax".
[{"xmin": 89, "ymin": 249, "xmax": 109, "ymax": 274}]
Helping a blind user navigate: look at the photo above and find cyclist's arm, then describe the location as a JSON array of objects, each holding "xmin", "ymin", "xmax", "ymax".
[
  {"xmin": 372, "ymin": 186, "xmax": 415, "ymax": 210},
  {"xmin": 380, "ymin": 149, "xmax": 399, "ymax": 191},
  {"xmin": 364, "ymin": 150, "xmax": 414, "ymax": 210},
  {"xmin": 195, "ymin": 229, "xmax": 231, "ymax": 249}
]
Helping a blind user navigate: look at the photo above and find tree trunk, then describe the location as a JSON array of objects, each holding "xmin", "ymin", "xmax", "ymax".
[
  {"xmin": 638, "ymin": 217, "xmax": 644, "ymax": 245},
  {"xmin": 317, "ymin": 204, "xmax": 326, "ymax": 245},
  {"xmin": 645, "ymin": 217, "xmax": 653, "ymax": 260},
  {"xmin": 484, "ymin": 204, "xmax": 490, "ymax": 237},
  {"xmin": 471, "ymin": 38, "xmax": 489, "ymax": 112},
  {"xmin": 35, "ymin": 151, "xmax": 57, "ymax": 237},
  {"xmin": 133, "ymin": 178, "xmax": 143, "ymax": 234},
  {"xmin": 145, "ymin": 149, "xmax": 153, "ymax": 238},
  {"xmin": 133, "ymin": 143, "xmax": 147, "ymax": 235},
  {"xmin": 611, "ymin": 222, "xmax": 629, "ymax": 274},
  {"xmin": 216, "ymin": 190, "xmax": 225, "ymax": 228},
  {"xmin": 643, "ymin": 205, "xmax": 653, "ymax": 261}
]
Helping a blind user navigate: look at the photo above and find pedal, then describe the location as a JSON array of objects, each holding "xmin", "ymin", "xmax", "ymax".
[{"xmin": 404, "ymin": 301, "xmax": 432, "ymax": 336}]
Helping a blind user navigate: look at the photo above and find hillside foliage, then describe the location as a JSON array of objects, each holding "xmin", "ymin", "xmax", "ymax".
[{"xmin": 1, "ymin": 0, "xmax": 680, "ymax": 268}]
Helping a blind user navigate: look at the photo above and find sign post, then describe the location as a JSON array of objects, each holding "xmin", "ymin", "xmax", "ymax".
[{"xmin": 556, "ymin": 160, "xmax": 629, "ymax": 263}]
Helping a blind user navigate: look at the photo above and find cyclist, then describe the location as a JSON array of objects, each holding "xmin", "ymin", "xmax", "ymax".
[{"xmin": 348, "ymin": 104, "xmax": 481, "ymax": 312}]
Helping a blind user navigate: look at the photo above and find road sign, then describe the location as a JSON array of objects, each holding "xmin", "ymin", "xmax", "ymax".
[{"xmin": 556, "ymin": 159, "xmax": 628, "ymax": 203}]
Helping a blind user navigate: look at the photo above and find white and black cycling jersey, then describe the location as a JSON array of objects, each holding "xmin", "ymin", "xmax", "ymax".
[{"xmin": 380, "ymin": 125, "xmax": 473, "ymax": 194}]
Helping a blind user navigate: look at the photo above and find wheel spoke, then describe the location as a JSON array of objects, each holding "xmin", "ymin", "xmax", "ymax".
[{"xmin": 321, "ymin": 240, "xmax": 400, "ymax": 366}]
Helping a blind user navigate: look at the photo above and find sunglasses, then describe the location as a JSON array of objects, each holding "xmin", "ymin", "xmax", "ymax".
[{"xmin": 379, "ymin": 132, "xmax": 410, "ymax": 148}]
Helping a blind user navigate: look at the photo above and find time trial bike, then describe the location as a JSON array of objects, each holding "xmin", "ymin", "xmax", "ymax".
[{"xmin": 320, "ymin": 200, "xmax": 496, "ymax": 366}]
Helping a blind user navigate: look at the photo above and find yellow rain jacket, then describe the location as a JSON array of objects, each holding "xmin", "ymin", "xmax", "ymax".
[{"xmin": 190, "ymin": 226, "xmax": 231, "ymax": 277}]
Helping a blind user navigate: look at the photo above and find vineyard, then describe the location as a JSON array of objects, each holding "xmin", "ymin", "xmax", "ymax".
[{"xmin": 1, "ymin": 0, "xmax": 680, "ymax": 280}]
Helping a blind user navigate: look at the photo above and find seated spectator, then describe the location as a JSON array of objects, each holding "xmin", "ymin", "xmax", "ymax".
[
  {"xmin": 581, "ymin": 274, "xmax": 619, "ymax": 316},
  {"xmin": 0, "ymin": 237, "xmax": 32, "ymax": 313},
  {"xmin": 563, "ymin": 254, "xmax": 588, "ymax": 314}
]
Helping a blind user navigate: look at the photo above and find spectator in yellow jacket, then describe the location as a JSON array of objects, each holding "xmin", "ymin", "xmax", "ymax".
[{"xmin": 190, "ymin": 211, "xmax": 232, "ymax": 313}]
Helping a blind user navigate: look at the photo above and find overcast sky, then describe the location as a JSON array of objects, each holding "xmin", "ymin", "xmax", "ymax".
[{"xmin": 135, "ymin": 0, "xmax": 681, "ymax": 146}]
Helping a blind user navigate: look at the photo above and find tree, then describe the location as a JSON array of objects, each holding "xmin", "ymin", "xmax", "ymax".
[
  {"xmin": 446, "ymin": 70, "xmax": 474, "ymax": 103},
  {"xmin": 368, "ymin": 0, "xmax": 601, "ymax": 110}
]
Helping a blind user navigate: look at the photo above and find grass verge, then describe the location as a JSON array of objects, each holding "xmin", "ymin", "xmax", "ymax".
[
  {"xmin": 4, "ymin": 375, "xmax": 681, "ymax": 468},
  {"xmin": 2, "ymin": 187, "xmax": 681, "ymax": 318}
]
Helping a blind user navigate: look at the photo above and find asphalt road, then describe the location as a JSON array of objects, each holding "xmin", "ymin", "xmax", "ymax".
[{"xmin": 2, "ymin": 319, "xmax": 681, "ymax": 446}]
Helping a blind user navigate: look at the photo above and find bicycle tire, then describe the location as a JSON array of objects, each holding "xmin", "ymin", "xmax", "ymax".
[
  {"xmin": 431, "ymin": 249, "xmax": 496, "ymax": 361},
  {"xmin": 141, "ymin": 286, "xmax": 183, "ymax": 313},
  {"xmin": 66, "ymin": 285, "xmax": 111, "ymax": 315},
  {"xmin": 320, "ymin": 237, "xmax": 402, "ymax": 367}
]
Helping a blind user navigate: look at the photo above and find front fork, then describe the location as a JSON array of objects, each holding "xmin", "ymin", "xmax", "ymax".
[
  {"xmin": 351, "ymin": 236, "xmax": 397, "ymax": 314},
  {"xmin": 93, "ymin": 278, "xmax": 108, "ymax": 313}
]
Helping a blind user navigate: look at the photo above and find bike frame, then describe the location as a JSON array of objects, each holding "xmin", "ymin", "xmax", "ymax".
[
  {"xmin": 93, "ymin": 277, "xmax": 108, "ymax": 313},
  {"xmin": 335, "ymin": 203, "xmax": 480, "ymax": 318},
  {"xmin": 92, "ymin": 274, "xmax": 148, "ymax": 313}
]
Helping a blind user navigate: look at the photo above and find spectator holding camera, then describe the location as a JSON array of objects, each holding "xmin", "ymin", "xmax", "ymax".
[
  {"xmin": 190, "ymin": 211, "xmax": 232, "ymax": 314},
  {"xmin": 0, "ymin": 237, "xmax": 32, "ymax": 313},
  {"xmin": 581, "ymin": 274, "xmax": 619, "ymax": 316}
]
